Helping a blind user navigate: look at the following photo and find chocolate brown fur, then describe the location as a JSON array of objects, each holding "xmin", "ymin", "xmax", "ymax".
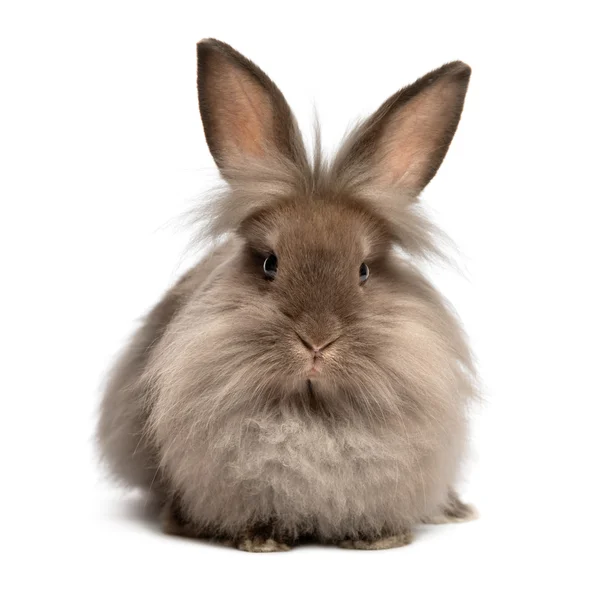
[{"xmin": 97, "ymin": 39, "xmax": 477, "ymax": 551}]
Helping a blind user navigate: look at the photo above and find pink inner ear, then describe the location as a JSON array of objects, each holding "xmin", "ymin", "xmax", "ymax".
[
  {"xmin": 375, "ymin": 78, "xmax": 464, "ymax": 190},
  {"xmin": 209, "ymin": 54, "xmax": 275, "ymax": 161}
]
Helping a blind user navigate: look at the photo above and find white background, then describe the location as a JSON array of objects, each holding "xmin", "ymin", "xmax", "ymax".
[{"xmin": 2, "ymin": 1, "xmax": 599, "ymax": 598}]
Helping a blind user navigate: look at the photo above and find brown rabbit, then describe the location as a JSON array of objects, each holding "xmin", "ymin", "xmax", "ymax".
[{"xmin": 97, "ymin": 38, "xmax": 477, "ymax": 551}]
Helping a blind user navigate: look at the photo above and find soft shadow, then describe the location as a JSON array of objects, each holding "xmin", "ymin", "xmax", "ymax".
[
  {"xmin": 112, "ymin": 491, "xmax": 163, "ymax": 533},
  {"xmin": 110, "ymin": 491, "xmax": 235, "ymax": 550}
]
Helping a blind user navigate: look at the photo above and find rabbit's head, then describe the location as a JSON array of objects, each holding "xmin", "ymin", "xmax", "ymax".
[{"xmin": 151, "ymin": 40, "xmax": 473, "ymax": 426}]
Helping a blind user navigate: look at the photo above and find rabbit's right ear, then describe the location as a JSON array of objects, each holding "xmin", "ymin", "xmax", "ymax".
[{"xmin": 197, "ymin": 39, "xmax": 306, "ymax": 177}]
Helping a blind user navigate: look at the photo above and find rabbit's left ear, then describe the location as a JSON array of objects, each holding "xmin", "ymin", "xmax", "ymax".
[{"xmin": 334, "ymin": 61, "xmax": 471, "ymax": 194}]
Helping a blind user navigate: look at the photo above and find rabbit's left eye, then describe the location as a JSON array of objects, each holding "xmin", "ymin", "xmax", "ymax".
[
  {"xmin": 359, "ymin": 262, "xmax": 369, "ymax": 284},
  {"xmin": 263, "ymin": 254, "xmax": 278, "ymax": 279}
]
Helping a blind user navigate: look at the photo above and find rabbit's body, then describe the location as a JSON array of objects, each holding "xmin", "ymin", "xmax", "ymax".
[
  {"xmin": 98, "ymin": 39, "xmax": 477, "ymax": 551},
  {"xmin": 98, "ymin": 244, "xmax": 229, "ymax": 492}
]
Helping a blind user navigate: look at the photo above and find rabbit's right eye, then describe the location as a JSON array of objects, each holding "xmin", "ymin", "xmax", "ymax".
[
  {"xmin": 359, "ymin": 262, "xmax": 369, "ymax": 284},
  {"xmin": 263, "ymin": 254, "xmax": 278, "ymax": 279}
]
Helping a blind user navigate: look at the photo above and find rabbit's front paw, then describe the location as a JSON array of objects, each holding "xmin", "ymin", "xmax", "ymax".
[
  {"xmin": 237, "ymin": 537, "xmax": 291, "ymax": 553},
  {"xmin": 234, "ymin": 521, "xmax": 293, "ymax": 552},
  {"xmin": 339, "ymin": 528, "xmax": 413, "ymax": 550}
]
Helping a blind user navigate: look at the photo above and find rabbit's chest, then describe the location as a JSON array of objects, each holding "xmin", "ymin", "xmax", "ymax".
[
  {"xmin": 216, "ymin": 416, "xmax": 436, "ymax": 505},
  {"xmin": 173, "ymin": 413, "xmax": 460, "ymax": 532}
]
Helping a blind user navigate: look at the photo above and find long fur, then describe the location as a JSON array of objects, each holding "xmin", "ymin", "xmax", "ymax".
[{"xmin": 97, "ymin": 39, "xmax": 476, "ymax": 547}]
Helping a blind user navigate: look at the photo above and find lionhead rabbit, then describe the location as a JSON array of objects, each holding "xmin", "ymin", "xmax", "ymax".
[{"xmin": 98, "ymin": 39, "xmax": 477, "ymax": 551}]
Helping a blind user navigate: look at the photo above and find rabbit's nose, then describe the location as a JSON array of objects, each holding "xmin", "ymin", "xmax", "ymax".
[{"xmin": 295, "ymin": 332, "xmax": 339, "ymax": 354}]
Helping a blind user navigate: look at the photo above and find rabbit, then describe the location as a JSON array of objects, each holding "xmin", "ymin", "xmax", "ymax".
[{"xmin": 97, "ymin": 38, "xmax": 478, "ymax": 552}]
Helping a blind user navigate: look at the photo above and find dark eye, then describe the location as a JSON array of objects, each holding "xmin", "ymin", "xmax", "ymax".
[
  {"xmin": 359, "ymin": 262, "xmax": 369, "ymax": 284},
  {"xmin": 263, "ymin": 254, "xmax": 278, "ymax": 279}
]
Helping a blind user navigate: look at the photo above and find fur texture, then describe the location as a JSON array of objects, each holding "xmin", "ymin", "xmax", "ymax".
[{"xmin": 97, "ymin": 39, "xmax": 477, "ymax": 550}]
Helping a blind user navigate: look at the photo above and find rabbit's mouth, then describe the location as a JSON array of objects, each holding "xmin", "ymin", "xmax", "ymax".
[{"xmin": 307, "ymin": 356, "xmax": 323, "ymax": 378}]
